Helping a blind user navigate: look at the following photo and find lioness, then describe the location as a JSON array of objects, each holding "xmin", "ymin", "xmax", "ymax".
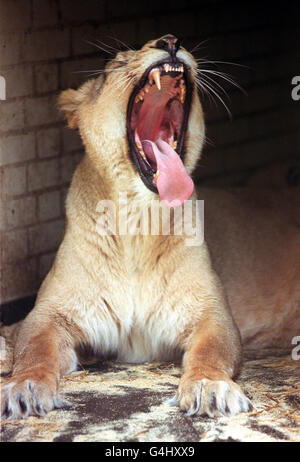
[{"xmin": 1, "ymin": 35, "xmax": 298, "ymax": 421}]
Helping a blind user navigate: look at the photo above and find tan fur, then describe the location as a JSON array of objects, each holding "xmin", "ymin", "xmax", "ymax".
[
  {"xmin": 198, "ymin": 186, "xmax": 300, "ymax": 348},
  {"xmin": 5, "ymin": 35, "xmax": 296, "ymax": 419}
]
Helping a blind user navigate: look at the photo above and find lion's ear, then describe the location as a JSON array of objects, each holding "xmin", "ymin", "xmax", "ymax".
[
  {"xmin": 58, "ymin": 79, "xmax": 96, "ymax": 129},
  {"xmin": 58, "ymin": 89, "xmax": 80, "ymax": 129}
]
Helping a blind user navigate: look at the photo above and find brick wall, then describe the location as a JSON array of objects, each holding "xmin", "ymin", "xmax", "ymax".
[{"xmin": 0, "ymin": 0, "xmax": 299, "ymax": 304}]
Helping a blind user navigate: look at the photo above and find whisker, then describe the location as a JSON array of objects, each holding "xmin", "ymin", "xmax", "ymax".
[
  {"xmin": 72, "ymin": 69, "xmax": 102, "ymax": 75},
  {"xmin": 198, "ymin": 73, "xmax": 231, "ymax": 100},
  {"xmin": 95, "ymin": 39, "xmax": 121, "ymax": 55},
  {"xmin": 203, "ymin": 134, "xmax": 215, "ymax": 148},
  {"xmin": 101, "ymin": 75, "xmax": 129, "ymax": 97},
  {"xmin": 190, "ymin": 38, "xmax": 211, "ymax": 54},
  {"xmin": 195, "ymin": 77, "xmax": 216, "ymax": 107},
  {"xmin": 113, "ymin": 71, "xmax": 133, "ymax": 88},
  {"xmin": 199, "ymin": 69, "xmax": 247, "ymax": 95},
  {"xmin": 114, "ymin": 75, "xmax": 132, "ymax": 91},
  {"xmin": 196, "ymin": 77, "xmax": 232, "ymax": 119},
  {"xmin": 196, "ymin": 58, "xmax": 250, "ymax": 70},
  {"xmin": 84, "ymin": 40, "xmax": 116, "ymax": 56},
  {"xmin": 73, "ymin": 67, "xmax": 126, "ymax": 75},
  {"xmin": 119, "ymin": 76, "xmax": 134, "ymax": 95},
  {"xmin": 108, "ymin": 36, "xmax": 135, "ymax": 51}
]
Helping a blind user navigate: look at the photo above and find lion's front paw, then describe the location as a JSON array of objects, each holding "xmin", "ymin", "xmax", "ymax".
[
  {"xmin": 0, "ymin": 373, "xmax": 71, "ymax": 420},
  {"xmin": 176, "ymin": 375, "xmax": 253, "ymax": 418}
]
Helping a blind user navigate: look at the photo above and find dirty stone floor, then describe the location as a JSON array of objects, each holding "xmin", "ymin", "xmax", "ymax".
[{"xmin": 1, "ymin": 345, "xmax": 299, "ymax": 442}]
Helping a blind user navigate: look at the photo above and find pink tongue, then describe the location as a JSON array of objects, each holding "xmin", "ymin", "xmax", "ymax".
[{"xmin": 142, "ymin": 139, "xmax": 194, "ymax": 208}]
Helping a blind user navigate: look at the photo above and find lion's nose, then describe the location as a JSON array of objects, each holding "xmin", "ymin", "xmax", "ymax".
[{"xmin": 155, "ymin": 35, "xmax": 180, "ymax": 60}]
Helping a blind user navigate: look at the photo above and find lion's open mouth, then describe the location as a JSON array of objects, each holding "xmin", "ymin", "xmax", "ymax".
[{"xmin": 127, "ymin": 60, "xmax": 194, "ymax": 207}]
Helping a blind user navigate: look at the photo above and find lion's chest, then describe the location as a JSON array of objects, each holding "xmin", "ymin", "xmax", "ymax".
[{"xmin": 73, "ymin": 270, "xmax": 182, "ymax": 363}]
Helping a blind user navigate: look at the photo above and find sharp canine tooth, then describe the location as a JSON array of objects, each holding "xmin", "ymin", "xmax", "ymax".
[{"xmin": 152, "ymin": 70, "xmax": 161, "ymax": 90}]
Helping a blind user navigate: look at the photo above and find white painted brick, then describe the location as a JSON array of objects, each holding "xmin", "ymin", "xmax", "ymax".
[
  {"xmin": 241, "ymin": 135, "xmax": 292, "ymax": 169},
  {"xmin": 242, "ymin": 83, "xmax": 284, "ymax": 115},
  {"xmin": 28, "ymin": 219, "xmax": 64, "ymax": 254},
  {"xmin": 3, "ymin": 165, "xmax": 27, "ymax": 196},
  {"xmin": 208, "ymin": 118, "xmax": 250, "ymax": 147},
  {"xmin": 28, "ymin": 158, "xmax": 59, "ymax": 191},
  {"xmin": 109, "ymin": 21, "xmax": 137, "ymax": 47},
  {"xmin": 248, "ymin": 111, "xmax": 284, "ymax": 139},
  {"xmin": 60, "ymin": 56, "xmax": 105, "ymax": 89},
  {"xmin": 0, "ymin": 133, "xmax": 35, "ymax": 166},
  {"xmin": 5, "ymin": 196, "xmax": 36, "ymax": 229},
  {"xmin": 33, "ymin": 0, "xmax": 58, "ymax": 28},
  {"xmin": 1, "ymin": 65, "xmax": 33, "ymax": 99},
  {"xmin": 38, "ymin": 252, "xmax": 56, "ymax": 281},
  {"xmin": 156, "ymin": 13, "xmax": 195, "ymax": 39},
  {"xmin": 216, "ymin": 3, "xmax": 270, "ymax": 32},
  {"xmin": 25, "ymin": 94, "xmax": 62, "ymax": 127},
  {"xmin": 107, "ymin": 1, "xmax": 157, "ymax": 18},
  {"xmin": 60, "ymin": 0, "xmax": 106, "ymax": 23},
  {"xmin": 222, "ymin": 145, "xmax": 246, "ymax": 173},
  {"xmin": 1, "ymin": 258, "xmax": 37, "ymax": 303},
  {"xmin": 193, "ymin": 7, "xmax": 215, "ymax": 38},
  {"xmin": 72, "ymin": 24, "xmax": 112, "ymax": 56},
  {"xmin": 37, "ymin": 127, "xmax": 60, "ymax": 159},
  {"xmin": 0, "ymin": 100, "xmax": 24, "ymax": 132},
  {"xmin": 62, "ymin": 127, "xmax": 83, "ymax": 152},
  {"xmin": 38, "ymin": 190, "xmax": 61, "ymax": 221},
  {"xmin": 245, "ymin": 27, "xmax": 283, "ymax": 57},
  {"xmin": 137, "ymin": 18, "xmax": 158, "ymax": 45},
  {"xmin": 0, "ymin": 33, "xmax": 21, "ymax": 66},
  {"xmin": 1, "ymin": 229, "xmax": 28, "ymax": 263},
  {"xmin": 21, "ymin": 29, "xmax": 70, "ymax": 62},
  {"xmin": 61, "ymin": 152, "xmax": 83, "ymax": 184},
  {"xmin": 0, "ymin": 198, "xmax": 5, "ymax": 231},
  {"xmin": 198, "ymin": 149, "xmax": 225, "ymax": 177},
  {"xmin": 60, "ymin": 186, "xmax": 69, "ymax": 214},
  {"xmin": 72, "ymin": 25, "xmax": 100, "ymax": 56},
  {"xmin": 224, "ymin": 32, "xmax": 245, "ymax": 60},
  {"xmin": 35, "ymin": 63, "xmax": 59, "ymax": 94},
  {"xmin": 0, "ymin": 0, "xmax": 31, "ymax": 33}
]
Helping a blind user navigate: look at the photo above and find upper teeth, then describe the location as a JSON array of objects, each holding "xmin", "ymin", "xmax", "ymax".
[
  {"xmin": 163, "ymin": 64, "xmax": 184, "ymax": 73},
  {"xmin": 135, "ymin": 64, "xmax": 186, "ymax": 103},
  {"xmin": 148, "ymin": 65, "xmax": 184, "ymax": 91},
  {"xmin": 152, "ymin": 70, "xmax": 161, "ymax": 90},
  {"xmin": 149, "ymin": 68, "xmax": 161, "ymax": 90}
]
